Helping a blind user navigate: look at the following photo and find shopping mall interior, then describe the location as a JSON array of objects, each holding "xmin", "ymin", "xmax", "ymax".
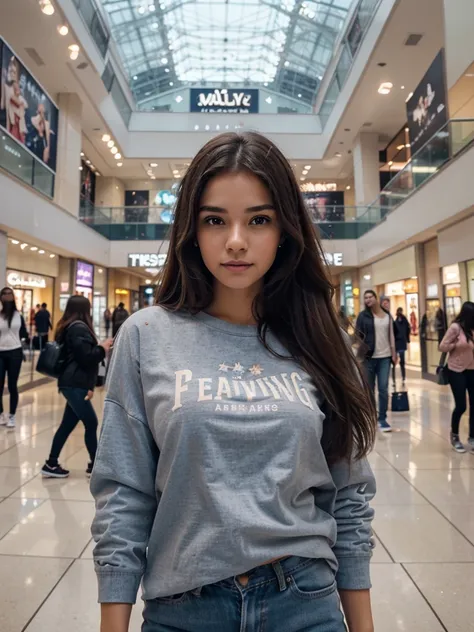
[{"xmin": 1, "ymin": 0, "xmax": 474, "ymax": 630}]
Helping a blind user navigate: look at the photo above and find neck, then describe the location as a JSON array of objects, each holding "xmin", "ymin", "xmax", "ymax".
[
  {"xmin": 207, "ymin": 282, "xmax": 261, "ymax": 325},
  {"xmin": 371, "ymin": 305, "xmax": 383, "ymax": 316}
]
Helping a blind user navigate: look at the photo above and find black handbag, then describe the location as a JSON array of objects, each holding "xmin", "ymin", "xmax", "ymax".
[
  {"xmin": 391, "ymin": 389, "xmax": 410, "ymax": 412},
  {"xmin": 36, "ymin": 341, "xmax": 65, "ymax": 379},
  {"xmin": 436, "ymin": 352, "xmax": 449, "ymax": 385}
]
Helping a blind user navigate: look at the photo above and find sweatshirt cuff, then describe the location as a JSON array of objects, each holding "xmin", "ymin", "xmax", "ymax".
[
  {"xmin": 96, "ymin": 570, "xmax": 142, "ymax": 604},
  {"xmin": 335, "ymin": 555, "xmax": 372, "ymax": 590}
]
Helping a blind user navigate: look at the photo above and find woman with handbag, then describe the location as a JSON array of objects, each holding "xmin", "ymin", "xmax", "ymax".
[
  {"xmin": 41, "ymin": 295, "xmax": 112, "ymax": 478},
  {"xmin": 439, "ymin": 301, "xmax": 474, "ymax": 453},
  {"xmin": 0, "ymin": 287, "xmax": 29, "ymax": 429}
]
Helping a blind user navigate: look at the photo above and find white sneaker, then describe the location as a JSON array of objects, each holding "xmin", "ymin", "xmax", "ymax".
[
  {"xmin": 6, "ymin": 415, "xmax": 16, "ymax": 429},
  {"xmin": 0, "ymin": 413, "xmax": 7, "ymax": 426}
]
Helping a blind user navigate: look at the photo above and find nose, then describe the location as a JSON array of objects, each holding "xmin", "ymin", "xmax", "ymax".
[{"xmin": 226, "ymin": 224, "xmax": 248, "ymax": 252}]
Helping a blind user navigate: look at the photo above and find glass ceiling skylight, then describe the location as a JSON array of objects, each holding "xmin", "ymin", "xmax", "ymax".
[{"xmin": 99, "ymin": 0, "xmax": 355, "ymax": 109}]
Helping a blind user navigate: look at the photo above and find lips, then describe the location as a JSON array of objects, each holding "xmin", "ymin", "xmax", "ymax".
[{"xmin": 221, "ymin": 261, "xmax": 253, "ymax": 270}]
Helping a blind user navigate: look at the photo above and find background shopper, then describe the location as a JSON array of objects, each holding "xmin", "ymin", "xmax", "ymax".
[
  {"xmin": 104, "ymin": 307, "xmax": 112, "ymax": 338},
  {"xmin": 439, "ymin": 301, "xmax": 474, "ymax": 453},
  {"xmin": 91, "ymin": 132, "xmax": 377, "ymax": 632},
  {"xmin": 0, "ymin": 287, "xmax": 29, "ymax": 429},
  {"xmin": 393, "ymin": 307, "xmax": 410, "ymax": 387},
  {"xmin": 112, "ymin": 302, "xmax": 129, "ymax": 337},
  {"xmin": 356, "ymin": 290, "xmax": 397, "ymax": 432},
  {"xmin": 34, "ymin": 302, "xmax": 52, "ymax": 349},
  {"xmin": 41, "ymin": 296, "xmax": 112, "ymax": 478}
]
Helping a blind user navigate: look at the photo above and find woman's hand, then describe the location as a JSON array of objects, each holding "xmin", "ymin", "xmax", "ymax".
[
  {"xmin": 85, "ymin": 390, "xmax": 94, "ymax": 401},
  {"xmin": 100, "ymin": 604, "xmax": 132, "ymax": 632},
  {"xmin": 100, "ymin": 339, "xmax": 113, "ymax": 354}
]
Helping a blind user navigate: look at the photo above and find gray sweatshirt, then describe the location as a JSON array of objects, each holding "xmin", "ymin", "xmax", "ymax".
[{"xmin": 90, "ymin": 307, "xmax": 376, "ymax": 603}]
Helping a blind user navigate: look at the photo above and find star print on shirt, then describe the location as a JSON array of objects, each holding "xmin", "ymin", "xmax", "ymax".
[
  {"xmin": 219, "ymin": 363, "xmax": 231, "ymax": 372},
  {"xmin": 233, "ymin": 362, "xmax": 245, "ymax": 375},
  {"xmin": 249, "ymin": 364, "xmax": 263, "ymax": 376}
]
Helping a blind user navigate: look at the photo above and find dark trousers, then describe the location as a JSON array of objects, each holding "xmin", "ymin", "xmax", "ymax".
[
  {"xmin": 392, "ymin": 350, "xmax": 406, "ymax": 383},
  {"xmin": 49, "ymin": 387, "xmax": 98, "ymax": 463},
  {"xmin": 448, "ymin": 369, "xmax": 474, "ymax": 437},
  {"xmin": 364, "ymin": 357, "xmax": 391, "ymax": 423},
  {"xmin": 105, "ymin": 321, "xmax": 111, "ymax": 338},
  {"xmin": 0, "ymin": 348, "xmax": 23, "ymax": 415}
]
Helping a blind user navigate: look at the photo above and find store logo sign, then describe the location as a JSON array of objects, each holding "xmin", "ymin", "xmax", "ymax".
[
  {"xmin": 190, "ymin": 88, "xmax": 259, "ymax": 113},
  {"xmin": 128, "ymin": 253, "xmax": 167, "ymax": 268},
  {"xmin": 324, "ymin": 252, "xmax": 343, "ymax": 266},
  {"xmin": 7, "ymin": 270, "xmax": 46, "ymax": 288},
  {"xmin": 76, "ymin": 260, "xmax": 94, "ymax": 288}
]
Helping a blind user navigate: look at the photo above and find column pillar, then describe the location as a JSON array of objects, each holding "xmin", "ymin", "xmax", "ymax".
[
  {"xmin": 54, "ymin": 93, "xmax": 83, "ymax": 217},
  {"xmin": 0, "ymin": 231, "xmax": 7, "ymax": 288},
  {"xmin": 443, "ymin": 0, "xmax": 474, "ymax": 90},
  {"xmin": 353, "ymin": 132, "xmax": 380, "ymax": 214}
]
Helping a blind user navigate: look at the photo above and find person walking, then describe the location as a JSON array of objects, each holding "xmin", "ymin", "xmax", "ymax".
[
  {"xmin": 356, "ymin": 290, "xmax": 397, "ymax": 432},
  {"xmin": 41, "ymin": 296, "xmax": 112, "ymax": 478},
  {"xmin": 104, "ymin": 307, "xmax": 112, "ymax": 338},
  {"xmin": 439, "ymin": 301, "xmax": 474, "ymax": 453},
  {"xmin": 0, "ymin": 287, "xmax": 29, "ymax": 429},
  {"xmin": 111, "ymin": 302, "xmax": 129, "ymax": 337},
  {"xmin": 393, "ymin": 307, "xmax": 410, "ymax": 387},
  {"xmin": 34, "ymin": 302, "xmax": 52, "ymax": 350},
  {"xmin": 91, "ymin": 132, "xmax": 377, "ymax": 632}
]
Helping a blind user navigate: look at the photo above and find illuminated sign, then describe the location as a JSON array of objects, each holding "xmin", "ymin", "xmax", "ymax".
[
  {"xmin": 7, "ymin": 270, "xmax": 46, "ymax": 288},
  {"xmin": 76, "ymin": 260, "xmax": 94, "ymax": 288},
  {"xmin": 190, "ymin": 88, "xmax": 259, "ymax": 113},
  {"xmin": 323, "ymin": 252, "xmax": 343, "ymax": 266},
  {"xmin": 300, "ymin": 182, "xmax": 337, "ymax": 192},
  {"xmin": 128, "ymin": 253, "xmax": 167, "ymax": 268}
]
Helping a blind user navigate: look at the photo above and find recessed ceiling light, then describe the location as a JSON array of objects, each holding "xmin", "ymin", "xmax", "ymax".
[
  {"xmin": 150, "ymin": 162, "xmax": 158, "ymax": 167},
  {"xmin": 405, "ymin": 127, "xmax": 409, "ymax": 132},
  {"xmin": 111, "ymin": 147, "xmax": 118, "ymax": 154},
  {"xmin": 107, "ymin": 140, "xmax": 114, "ymax": 148},
  {"xmin": 39, "ymin": 0, "xmax": 54, "ymax": 15},
  {"xmin": 401, "ymin": 85, "xmax": 405, "ymax": 89},
  {"xmin": 151, "ymin": 176, "xmax": 156, "ymax": 179},
  {"xmin": 57, "ymin": 25, "xmax": 69, "ymax": 36},
  {"xmin": 175, "ymin": 95, "xmax": 183, "ymax": 103},
  {"xmin": 405, "ymin": 91, "xmax": 414, "ymax": 102},
  {"xmin": 284, "ymin": 61, "xmax": 290, "ymax": 67},
  {"xmin": 115, "ymin": 153, "xmax": 122, "ymax": 159},
  {"xmin": 38, "ymin": 250, "xmax": 45, "ymax": 254},
  {"xmin": 346, "ymin": 185, "xmax": 351, "ymax": 190},
  {"xmin": 304, "ymin": 165, "xmax": 311, "ymax": 170},
  {"xmin": 302, "ymin": 170, "xmax": 308, "ymax": 175},
  {"xmin": 96, "ymin": 172, "xmax": 101, "ymax": 176},
  {"xmin": 11, "ymin": 239, "xmax": 19, "ymax": 245},
  {"xmin": 86, "ymin": 160, "xmax": 91, "ymax": 165},
  {"xmin": 102, "ymin": 134, "xmax": 110, "ymax": 142},
  {"xmin": 50, "ymin": 254, "xmax": 56, "ymax": 258},
  {"xmin": 80, "ymin": 151, "xmax": 84, "ymax": 156},
  {"xmin": 149, "ymin": 4, "xmax": 156, "ymax": 11},
  {"xmin": 146, "ymin": 279, "xmax": 152, "ymax": 284},
  {"xmin": 397, "ymin": 144, "xmax": 405, "ymax": 150},
  {"xmin": 79, "ymin": 166, "xmax": 83, "ymax": 171},
  {"xmin": 297, "ymin": 93, "xmax": 302, "ymax": 98},
  {"xmin": 300, "ymin": 177, "xmax": 305, "ymax": 181},
  {"xmin": 138, "ymin": 6, "xmax": 146, "ymax": 14},
  {"xmin": 335, "ymin": 152, "xmax": 342, "ymax": 158},
  {"xmin": 388, "ymin": 160, "xmax": 393, "ymax": 166},
  {"xmin": 117, "ymin": 162, "xmax": 123, "ymax": 167},
  {"xmin": 133, "ymin": 75, "xmax": 138, "ymax": 80},
  {"xmin": 406, "ymin": 143, "xmax": 411, "ymax": 148},
  {"xmin": 152, "ymin": 22, "xmax": 158, "ymax": 28},
  {"xmin": 378, "ymin": 82, "xmax": 393, "ymax": 95},
  {"xmin": 265, "ymin": 96, "xmax": 272, "ymax": 104},
  {"xmin": 165, "ymin": 68, "xmax": 170, "ymax": 73},
  {"xmin": 20, "ymin": 243, "xmax": 28, "ymax": 250},
  {"xmin": 169, "ymin": 81, "xmax": 174, "ymax": 86},
  {"xmin": 194, "ymin": 125, "xmax": 199, "ymax": 130},
  {"xmin": 161, "ymin": 57, "xmax": 168, "ymax": 64}
]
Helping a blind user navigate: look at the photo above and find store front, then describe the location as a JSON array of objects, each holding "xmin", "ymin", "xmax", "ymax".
[
  {"xmin": 442, "ymin": 264, "xmax": 463, "ymax": 324},
  {"xmin": 384, "ymin": 278, "xmax": 421, "ymax": 368},
  {"xmin": 6, "ymin": 269, "xmax": 54, "ymax": 336}
]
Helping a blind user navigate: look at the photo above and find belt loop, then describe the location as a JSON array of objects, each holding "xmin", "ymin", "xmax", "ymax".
[{"xmin": 272, "ymin": 560, "xmax": 288, "ymax": 592}]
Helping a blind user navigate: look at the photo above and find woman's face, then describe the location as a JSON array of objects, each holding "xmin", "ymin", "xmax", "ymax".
[
  {"xmin": 197, "ymin": 171, "xmax": 281, "ymax": 294},
  {"xmin": 1, "ymin": 289, "xmax": 14, "ymax": 304}
]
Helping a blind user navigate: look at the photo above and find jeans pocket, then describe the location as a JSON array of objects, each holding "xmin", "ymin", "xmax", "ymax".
[
  {"xmin": 154, "ymin": 591, "xmax": 191, "ymax": 606},
  {"xmin": 287, "ymin": 559, "xmax": 337, "ymax": 601}
]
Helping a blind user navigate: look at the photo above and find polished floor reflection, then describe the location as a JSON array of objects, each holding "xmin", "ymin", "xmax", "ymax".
[{"xmin": 0, "ymin": 377, "xmax": 473, "ymax": 631}]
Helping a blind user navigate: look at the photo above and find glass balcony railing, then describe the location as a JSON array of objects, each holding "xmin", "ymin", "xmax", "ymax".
[
  {"xmin": 79, "ymin": 202, "xmax": 389, "ymax": 240},
  {"xmin": 72, "ymin": 0, "xmax": 109, "ymax": 58},
  {"xmin": 374, "ymin": 118, "xmax": 474, "ymax": 211},
  {"xmin": 0, "ymin": 131, "xmax": 54, "ymax": 198}
]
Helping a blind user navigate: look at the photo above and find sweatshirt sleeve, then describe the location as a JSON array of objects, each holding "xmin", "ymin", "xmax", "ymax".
[
  {"xmin": 90, "ymin": 319, "xmax": 159, "ymax": 604},
  {"xmin": 439, "ymin": 324, "xmax": 460, "ymax": 353},
  {"xmin": 329, "ymin": 455, "xmax": 376, "ymax": 591}
]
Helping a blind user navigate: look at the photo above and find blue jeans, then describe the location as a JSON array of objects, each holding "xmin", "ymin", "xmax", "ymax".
[
  {"xmin": 365, "ymin": 357, "xmax": 391, "ymax": 423},
  {"xmin": 142, "ymin": 556, "xmax": 346, "ymax": 632},
  {"xmin": 49, "ymin": 387, "xmax": 98, "ymax": 463}
]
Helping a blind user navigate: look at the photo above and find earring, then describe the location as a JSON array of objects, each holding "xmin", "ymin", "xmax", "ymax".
[{"xmin": 193, "ymin": 240, "xmax": 198, "ymax": 247}]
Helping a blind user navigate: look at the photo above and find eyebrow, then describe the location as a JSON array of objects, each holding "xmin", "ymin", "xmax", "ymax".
[{"xmin": 199, "ymin": 204, "xmax": 276, "ymax": 213}]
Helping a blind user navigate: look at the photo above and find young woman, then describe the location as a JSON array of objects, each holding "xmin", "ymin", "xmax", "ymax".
[
  {"xmin": 41, "ymin": 296, "xmax": 112, "ymax": 478},
  {"xmin": 91, "ymin": 132, "xmax": 377, "ymax": 632},
  {"xmin": 439, "ymin": 301, "xmax": 474, "ymax": 453},
  {"xmin": 0, "ymin": 287, "xmax": 29, "ymax": 429}
]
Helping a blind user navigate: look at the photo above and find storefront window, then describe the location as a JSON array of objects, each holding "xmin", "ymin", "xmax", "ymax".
[{"xmin": 93, "ymin": 266, "xmax": 108, "ymax": 338}]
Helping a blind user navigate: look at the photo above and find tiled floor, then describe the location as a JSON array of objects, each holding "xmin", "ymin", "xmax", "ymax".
[{"xmin": 1, "ymin": 378, "xmax": 474, "ymax": 631}]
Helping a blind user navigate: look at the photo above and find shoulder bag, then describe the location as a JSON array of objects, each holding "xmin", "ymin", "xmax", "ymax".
[
  {"xmin": 436, "ymin": 352, "xmax": 449, "ymax": 386},
  {"xmin": 36, "ymin": 340, "xmax": 65, "ymax": 378}
]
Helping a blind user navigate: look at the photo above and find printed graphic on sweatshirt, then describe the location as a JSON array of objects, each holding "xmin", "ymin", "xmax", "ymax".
[{"xmin": 172, "ymin": 361, "xmax": 315, "ymax": 414}]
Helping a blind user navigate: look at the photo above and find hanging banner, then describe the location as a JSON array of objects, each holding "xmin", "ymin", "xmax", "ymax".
[
  {"xmin": 406, "ymin": 49, "xmax": 448, "ymax": 156},
  {"xmin": 190, "ymin": 88, "xmax": 259, "ymax": 113},
  {"xmin": 0, "ymin": 37, "xmax": 59, "ymax": 172}
]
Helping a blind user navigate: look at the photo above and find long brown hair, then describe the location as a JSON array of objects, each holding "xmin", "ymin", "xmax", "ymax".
[
  {"xmin": 55, "ymin": 295, "xmax": 95, "ymax": 342},
  {"xmin": 156, "ymin": 132, "xmax": 376, "ymax": 463},
  {"xmin": 0, "ymin": 287, "xmax": 18, "ymax": 327}
]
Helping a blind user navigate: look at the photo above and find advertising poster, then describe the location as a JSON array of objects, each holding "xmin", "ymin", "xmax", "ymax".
[
  {"xmin": 406, "ymin": 49, "xmax": 448, "ymax": 157},
  {"xmin": 302, "ymin": 191, "xmax": 345, "ymax": 222},
  {"xmin": 0, "ymin": 38, "xmax": 59, "ymax": 172},
  {"xmin": 76, "ymin": 261, "xmax": 94, "ymax": 289}
]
